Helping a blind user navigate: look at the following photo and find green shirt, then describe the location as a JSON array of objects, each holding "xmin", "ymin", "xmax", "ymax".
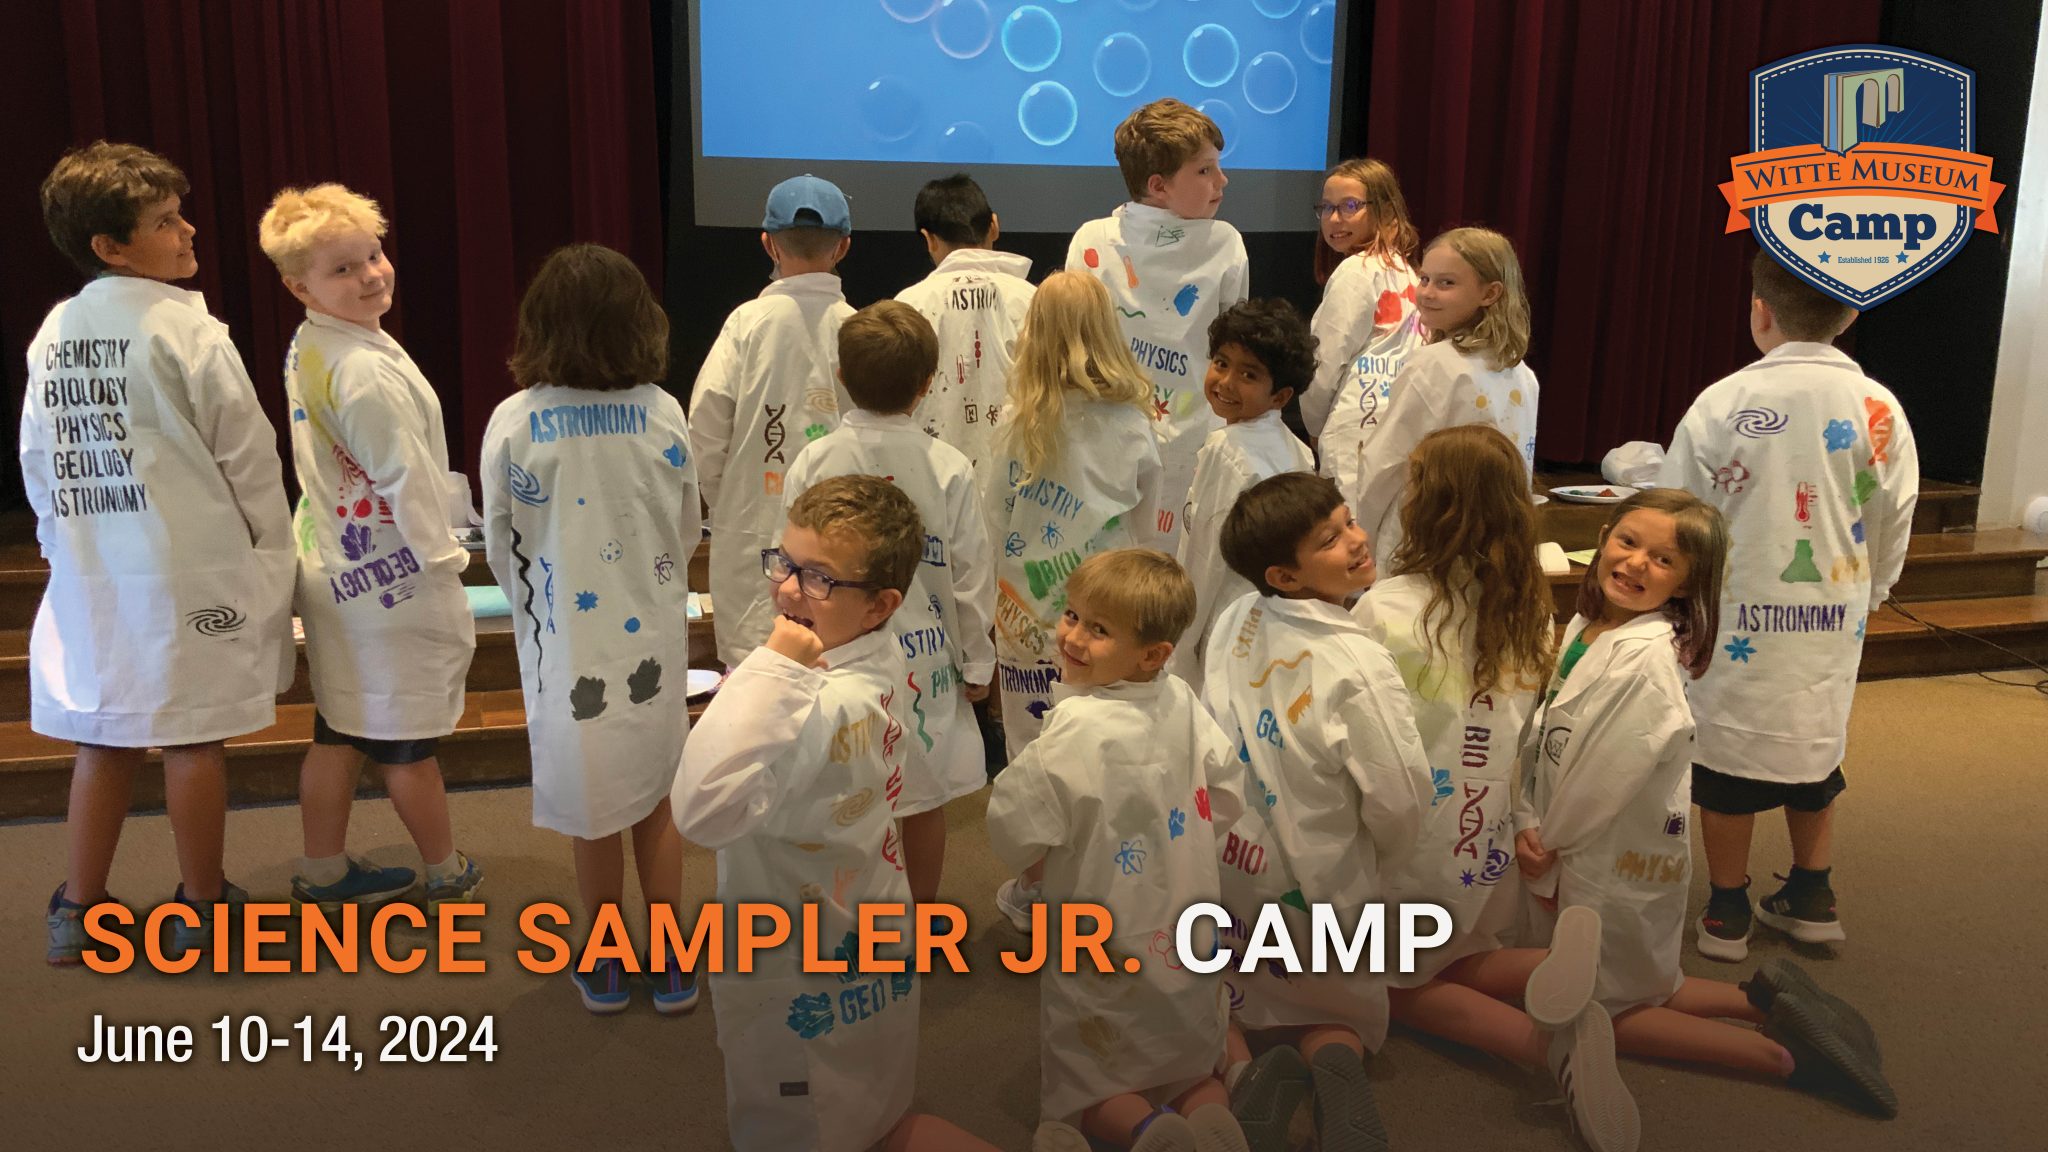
[{"xmin": 1548, "ymin": 629, "xmax": 1591, "ymax": 703}]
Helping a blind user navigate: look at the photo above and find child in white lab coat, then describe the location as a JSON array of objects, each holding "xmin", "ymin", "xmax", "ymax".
[
  {"xmin": 1348, "ymin": 227, "xmax": 1540, "ymax": 567},
  {"xmin": 670, "ymin": 476, "xmax": 1002, "ymax": 1152},
  {"xmin": 257, "ymin": 184, "xmax": 480, "ymax": 914},
  {"xmin": 690, "ymin": 175, "xmax": 855, "ymax": 668},
  {"xmin": 985, "ymin": 549, "xmax": 1252, "ymax": 1152},
  {"xmin": 1661, "ymin": 251, "xmax": 1919, "ymax": 961},
  {"xmin": 31, "ymin": 143, "xmax": 295, "ymax": 963},
  {"xmin": 1067, "ymin": 98, "xmax": 1250, "ymax": 551},
  {"xmin": 1300, "ymin": 157, "xmax": 1424, "ymax": 510},
  {"xmin": 894, "ymin": 173, "xmax": 1034, "ymax": 481},
  {"xmin": 1169, "ymin": 299, "xmax": 1315, "ymax": 687},
  {"xmin": 1519, "ymin": 490, "xmax": 1895, "ymax": 1119},
  {"xmin": 482, "ymin": 244, "xmax": 699, "ymax": 1014},
  {"xmin": 779, "ymin": 301, "xmax": 996, "ymax": 905},
  {"xmin": 986, "ymin": 271, "xmax": 1164, "ymax": 764},
  {"xmin": 1199, "ymin": 471, "xmax": 1433, "ymax": 1149}
]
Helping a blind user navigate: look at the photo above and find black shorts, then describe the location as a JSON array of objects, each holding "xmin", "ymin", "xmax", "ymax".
[
  {"xmin": 312, "ymin": 711, "xmax": 440, "ymax": 767},
  {"xmin": 1692, "ymin": 764, "xmax": 1846, "ymax": 815}
]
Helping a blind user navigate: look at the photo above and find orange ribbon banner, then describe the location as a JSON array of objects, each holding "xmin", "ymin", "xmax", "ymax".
[{"xmin": 1720, "ymin": 141, "xmax": 2003, "ymax": 233}]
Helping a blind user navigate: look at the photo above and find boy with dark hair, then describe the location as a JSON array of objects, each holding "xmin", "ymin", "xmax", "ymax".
[
  {"xmin": 28, "ymin": 142, "xmax": 295, "ymax": 962},
  {"xmin": 896, "ymin": 173, "xmax": 1034, "ymax": 479},
  {"xmin": 1068, "ymin": 98, "xmax": 1251, "ymax": 551},
  {"xmin": 1659, "ymin": 249, "xmax": 1919, "ymax": 961},
  {"xmin": 779, "ymin": 302, "xmax": 996, "ymax": 906},
  {"xmin": 1203, "ymin": 472, "xmax": 1433, "ymax": 1149},
  {"xmin": 1170, "ymin": 299, "xmax": 1316, "ymax": 684},
  {"xmin": 692, "ymin": 175, "xmax": 857, "ymax": 668}
]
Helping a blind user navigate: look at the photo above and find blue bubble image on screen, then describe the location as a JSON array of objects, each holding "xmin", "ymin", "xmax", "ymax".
[{"xmin": 699, "ymin": 0, "xmax": 1337, "ymax": 170}]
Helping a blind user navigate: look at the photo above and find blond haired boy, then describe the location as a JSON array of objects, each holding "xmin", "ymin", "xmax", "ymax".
[
  {"xmin": 29, "ymin": 142, "xmax": 295, "ymax": 963},
  {"xmin": 257, "ymin": 183, "xmax": 480, "ymax": 911},
  {"xmin": 1066, "ymin": 99, "xmax": 1251, "ymax": 552}
]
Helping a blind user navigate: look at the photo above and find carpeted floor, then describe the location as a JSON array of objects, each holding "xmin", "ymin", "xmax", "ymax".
[{"xmin": 1, "ymin": 672, "xmax": 2042, "ymax": 1150}]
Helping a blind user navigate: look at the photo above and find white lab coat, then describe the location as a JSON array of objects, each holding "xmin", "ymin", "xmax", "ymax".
[
  {"xmin": 1199, "ymin": 594, "xmax": 1432, "ymax": 1048},
  {"xmin": 1353, "ymin": 573, "xmax": 1538, "ymax": 984},
  {"xmin": 689, "ymin": 273, "xmax": 854, "ymax": 667},
  {"xmin": 781, "ymin": 409, "xmax": 996, "ymax": 815},
  {"xmin": 1169, "ymin": 410, "xmax": 1313, "ymax": 685},
  {"xmin": 985, "ymin": 674, "xmax": 1245, "ymax": 1124},
  {"xmin": 985, "ymin": 397, "xmax": 1163, "ymax": 758},
  {"xmin": 894, "ymin": 248, "xmax": 1035, "ymax": 484},
  {"xmin": 1302, "ymin": 253, "xmax": 1425, "ymax": 511},
  {"xmin": 480, "ymin": 384, "xmax": 699, "ymax": 838},
  {"xmin": 1515, "ymin": 613, "xmax": 1694, "ymax": 1015},
  {"xmin": 1349, "ymin": 342, "xmax": 1540, "ymax": 567},
  {"xmin": 1067, "ymin": 204, "xmax": 1250, "ymax": 550},
  {"xmin": 671, "ymin": 630, "xmax": 919, "ymax": 1152},
  {"xmin": 1659, "ymin": 342, "xmax": 1919, "ymax": 784},
  {"xmin": 284, "ymin": 311, "xmax": 473, "ymax": 741},
  {"xmin": 19, "ymin": 277, "xmax": 295, "ymax": 746}
]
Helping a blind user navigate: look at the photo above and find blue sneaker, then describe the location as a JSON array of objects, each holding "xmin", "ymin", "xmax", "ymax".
[
  {"xmin": 423, "ymin": 853, "xmax": 483, "ymax": 913},
  {"xmin": 649, "ymin": 956, "xmax": 700, "ymax": 1015},
  {"xmin": 571, "ymin": 957, "xmax": 632, "ymax": 1014},
  {"xmin": 292, "ymin": 857, "xmax": 418, "ymax": 910},
  {"xmin": 168, "ymin": 881, "xmax": 249, "ymax": 958},
  {"xmin": 48, "ymin": 883, "xmax": 121, "ymax": 967}
]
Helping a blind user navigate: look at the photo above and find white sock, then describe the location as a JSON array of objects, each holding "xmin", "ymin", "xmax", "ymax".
[
  {"xmin": 300, "ymin": 853, "xmax": 350, "ymax": 886},
  {"xmin": 1224, "ymin": 1060, "xmax": 1250, "ymax": 1092},
  {"xmin": 425, "ymin": 851, "xmax": 465, "ymax": 884}
]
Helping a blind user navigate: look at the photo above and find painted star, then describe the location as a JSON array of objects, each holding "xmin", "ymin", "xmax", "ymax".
[
  {"xmin": 1897, "ymin": 251, "xmax": 1911, "ymax": 263},
  {"xmin": 1459, "ymin": 869, "xmax": 1476, "ymax": 888},
  {"xmin": 1817, "ymin": 252, "xmax": 1831, "ymax": 263},
  {"xmin": 575, "ymin": 591, "xmax": 598, "ymax": 612},
  {"xmin": 1724, "ymin": 635, "xmax": 1756, "ymax": 663}
]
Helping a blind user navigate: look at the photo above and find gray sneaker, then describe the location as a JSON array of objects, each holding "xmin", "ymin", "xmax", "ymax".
[
  {"xmin": 47, "ymin": 883, "xmax": 109, "ymax": 966},
  {"xmin": 424, "ymin": 853, "xmax": 484, "ymax": 912},
  {"xmin": 168, "ymin": 881, "xmax": 250, "ymax": 958}
]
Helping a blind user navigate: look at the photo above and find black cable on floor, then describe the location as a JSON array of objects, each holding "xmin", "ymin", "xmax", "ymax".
[{"xmin": 1882, "ymin": 596, "xmax": 2048, "ymax": 697}]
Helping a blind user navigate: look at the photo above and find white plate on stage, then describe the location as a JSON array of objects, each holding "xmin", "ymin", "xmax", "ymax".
[
  {"xmin": 1549, "ymin": 485, "xmax": 1639, "ymax": 505},
  {"xmin": 686, "ymin": 669, "xmax": 723, "ymax": 699}
]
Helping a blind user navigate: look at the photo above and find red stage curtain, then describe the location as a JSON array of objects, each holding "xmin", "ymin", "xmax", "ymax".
[
  {"xmin": 1366, "ymin": 0, "xmax": 1881, "ymax": 464},
  {"xmin": 0, "ymin": 0, "xmax": 664, "ymax": 509}
]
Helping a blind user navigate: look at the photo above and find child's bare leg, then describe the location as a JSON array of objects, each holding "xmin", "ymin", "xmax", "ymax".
[
  {"xmin": 1083, "ymin": 1092, "xmax": 1172, "ymax": 1147},
  {"xmin": 1662, "ymin": 976, "xmax": 1766, "ymax": 1024},
  {"xmin": 1389, "ymin": 979, "xmax": 1546, "ymax": 1066},
  {"xmin": 1786, "ymin": 803, "xmax": 1834, "ymax": 870},
  {"xmin": 571, "ymin": 832, "xmax": 627, "ymax": 917},
  {"xmin": 1612, "ymin": 1003, "xmax": 1790, "ymax": 1079},
  {"xmin": 161, "ymin": 742, "xmax": 228, "ymax": 901},
  {"xmin": 1434, "ymin": 946, "xmax": 1550, "ymax": 999},
  {"xmin": 298, "ymin": 742, "xmax": 365, "ymax": 858},
  {"xmin": 380, "ymin": 755, "xmax": 455, "ymax": 863},
  {"xmin": 64, "ymin": 744, "xmax": 146, "ymax": 902},
  {"xmin": 630, "ymin": 797, "xmax": 684, "ymax": 911},
  {"xmin": 1701, "ymin": 809, "xmax": 1756, "ymax": 889},
  {"xmin": 881, "ymin": 1113, "xmax": 1002, "ymax": 1152},
  {"xmin": 1023, "ymin": 858, "xmax": 1044, "ymax": 887},
  {"xmin": 1170, "ymin": 1076, "xmax": 1229, "ymax": 1113},
  {"xmin": 901, "ymin": 807, "xmax": 945, "ymax": 905}
]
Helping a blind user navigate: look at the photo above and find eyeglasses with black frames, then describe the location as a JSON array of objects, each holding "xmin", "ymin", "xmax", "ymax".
[{"xmin": 760, "ymin": 547, "xmax": 885, "ymax": 600}]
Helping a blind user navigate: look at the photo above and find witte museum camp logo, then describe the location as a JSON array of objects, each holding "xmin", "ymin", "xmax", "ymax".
[{"xmin": 1720, "ymin": 45, "xmax": 2004, "ymax": 308}]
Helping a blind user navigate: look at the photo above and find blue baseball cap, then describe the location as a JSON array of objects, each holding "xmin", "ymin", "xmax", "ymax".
[{"xmin": 763, "ymin": 175, "xmax": 852, "ymax": 234}]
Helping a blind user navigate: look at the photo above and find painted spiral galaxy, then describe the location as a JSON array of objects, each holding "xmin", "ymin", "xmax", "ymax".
[
  {"xmin": 186, "ymin": 606, "xmax": 247, "ymax": 637},
  {"xmin": 508, "ymin": 460, "xmax": 547, "ymax": 506},
  {"xmin": 1731, "ymin": 406, "xmax": 1788, "ymax": 438}
]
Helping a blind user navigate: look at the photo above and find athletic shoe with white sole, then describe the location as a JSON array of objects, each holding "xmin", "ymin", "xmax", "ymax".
[
  {"xmin": 1525, "ymin": 904, "xmax": 1602, "ymax": 1028},
  {"xmin": 1547, "ymin": 1002, "xmax": 1640, "ymax": 1152},
  {"xmin": 1756, "ymin": 874, "xmax": 1845, "ymax": 944},
  {"xmin": 1770, "ymin": 992, "xmax": 1897, "ymax": 1118},
  {"xmin": 1696, "ymin": 882, "xmax": 1754, "ymax": 962},
  {"xmin": 291, "ymin": 857, "xmax": 417, "ymax": 910},
  {"xmin": 1032, "ymin": 1121, "xmax": 1091, "ymax": 1152},
  {"xmin": 1130, "ymin": 1111, "xmax": 1198, "ymax": 1152},
  {"xmin": 1187, "ymin": 1102, "xmax": 1252, "ymax": 1152},
  {"xmin": 1231, "ymin": 1044, "xmax": 1314, "ymax": 1152},
  {"xmin": 1743, "ymin": 958, "xmax": 1879, "ymax": 1064}
]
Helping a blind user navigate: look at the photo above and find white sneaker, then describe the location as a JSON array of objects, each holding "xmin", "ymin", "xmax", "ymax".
[
  {"xmin": 1526, "ymin": 904, "xmax": 1602, "ymax": 1029},
  {"xmin": 1032, "ymin": 1121, "xmax": 1091, "ymax": 1152},
  {"xmin": 996, "ymin": 877, "xmax": 1042, "ymax": 932},
  {"xmin": 1130, "ymin": 1112, "xmax": 1198, "ymax": 1152},
  {"xmin": 1547, "ymin": 1003, "xmax": 1639, "ymax": 1152},
  {"xmin": 1186, "ymin": 1102, "xmax": 1252, "ymax": 1152}
]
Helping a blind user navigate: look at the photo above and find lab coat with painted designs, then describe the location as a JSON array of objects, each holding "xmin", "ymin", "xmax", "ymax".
[
  {"xmin": 894, "ymin": 248, "xmax": 1035, "ymax": 484},
  {"xmin": 781, "ymin": 408, "xmax": 996, "ymax": 815},
  {"xmin": 1516, "ymin": 612, "xmax": 1694, "ymax": 1015},
  {"xmin": 671, "ymin": 631, "xmax": 920, "ymax": 1152},
  {"xmin": 1200, "ymin": 593, "xmax": 1432, "ymax": 1048},
  {"xmin": 21, "ymin": 277, "xmax": 295, "ymax": 746},
  {"xmin": 1067, "ymin": 203, "xmax": 1249, "ymax": 551},
  {"xmin": 1302, "ymin": 252, "xmax": 1425, "ymax": 511},
  {"xmin": 284, "ymin": 311, "xmax": 473, "ymax": 741},
  {"xmin": 1659, "ymin": 342, "xmax": 1918, "ymax": 784},
  {"xmin": 481, "ymin": 383, "xmax": 699, "ymax": 839},
  {"xmin": 985, "ymin": 674, "xmax": 1246, "ymax": 1124},
  {"xmin": 689, "ymin": 272, "xmax": 853, "ymax": 667}
]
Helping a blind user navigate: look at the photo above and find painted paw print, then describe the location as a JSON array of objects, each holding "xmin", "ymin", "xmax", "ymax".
[
  {"xmin": 628, "ymin": 657, "xmax": 663, "ymax": 704},
  {"xmin": 570, "ymin": 675, "xmax": 608, "ymax": 720},
  {"xmin": 1373, "ymin": 289, "xmax": 1404, "ymax": 327},
  {"xmin": 340, "ymin": 521, "xmax": 373, "ymax": 562},
  {"xmin": 1168, "ymin": 808, "xmax": 1186, "ymax": 840},
  {"xmin": 1173, "ymin": 283, "xmax": 1200, "ymax": 317},
  {"xmin": 663, "ymin": 442, "xmax": 686, "ymax": 468},
  {"xmin": 1026, "ymin": 700, "xmax": 1051, "ymax": 720},
  {"xmin": 1194, "ymin": 787, "xmax": 1211, "ymax": 820},
  {"xmin": 1824, "ymin": 419, "xmax": 1857, "ymax": 452},
  {"xmin": 786, "ymin": 992, "xmax": 835, "ymax": 1039}
]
